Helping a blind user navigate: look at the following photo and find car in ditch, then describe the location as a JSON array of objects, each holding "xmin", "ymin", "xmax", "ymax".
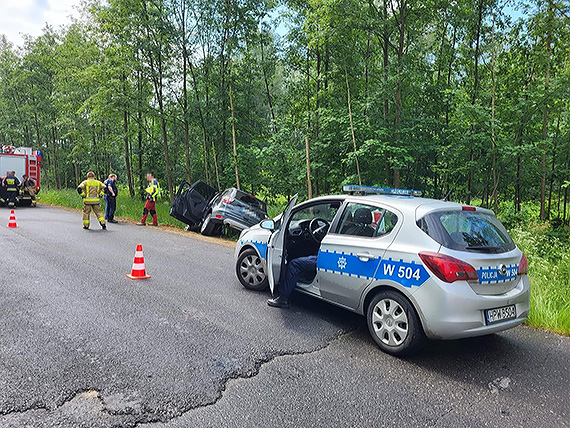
[
  {"xmin": 234, "ymin": 185, "xmax": 530, "ymax": 356},
  {"xmin": 170, "ymin": 180, "xmax": 268, "ymax": 236}
]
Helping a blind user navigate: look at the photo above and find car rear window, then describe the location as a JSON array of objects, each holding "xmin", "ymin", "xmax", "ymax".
[
  {"xmin": 417, "ymin": 210, "xmax": 515, "ymax": 254},
  {"xmin": 235, "ymin": 191, "xmax": 267, "ymax": 212}
]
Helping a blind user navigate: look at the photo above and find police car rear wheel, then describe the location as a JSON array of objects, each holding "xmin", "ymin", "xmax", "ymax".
[
  {"xmin": 236, "ymin": 248, "xmax": 268, "ymax": 291},
  {"xmin": 366, "ymin": 290, "xmax": 425, "ymax": 356}
]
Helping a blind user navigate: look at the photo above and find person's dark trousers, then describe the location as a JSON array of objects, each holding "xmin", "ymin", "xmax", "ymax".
[
  {"xmin": 278, "ymin": 255, "xmax": 318, "ymax": 298},
  {"xmin": 105, "ymin": 195, "xmax": 117, "ymax": 221},
  {"xmin": 6, "ymin": 190, "xmax": 17, "ymax": 207}
]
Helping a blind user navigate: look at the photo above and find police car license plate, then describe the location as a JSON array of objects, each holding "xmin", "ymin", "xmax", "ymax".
[{"xmin": 485, "ymin": 305, "xmax": 516, "ymax": 324}]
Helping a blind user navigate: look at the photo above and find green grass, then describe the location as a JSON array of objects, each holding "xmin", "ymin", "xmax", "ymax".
[
  {"xmin": 39, "ymin": 189, "xmax": 570, "ymax": 335},
  {"xmin": 511, "ymin": 225, "xmax": 570, "ymax": 336}
]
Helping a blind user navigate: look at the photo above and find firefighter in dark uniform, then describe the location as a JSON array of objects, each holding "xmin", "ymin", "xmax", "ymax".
[
  {"xmin": 77, "ymin": 171, "xmax": 106, "ymax": 230},
  {"xmin": 3, "ymin": 171, "xmax": 20, "ymax": 207}
]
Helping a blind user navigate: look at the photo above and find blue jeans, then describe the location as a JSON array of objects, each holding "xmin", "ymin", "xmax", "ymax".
[
  {"xmin": 105, "ymin": 195, "xmax": 116, "ymax": 221},
  {"xmin": 279, "ymin": 255, "xmax": 318, "ymax": 298}
]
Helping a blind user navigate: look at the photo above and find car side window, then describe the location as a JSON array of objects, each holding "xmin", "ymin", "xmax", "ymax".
[
  {"xmin": 291, "ymin": 202, "xmax": 341, "ymax": 223},
  {"xmin": 337, "ymin": 203, "xmax": 398, "ymax": 238}
]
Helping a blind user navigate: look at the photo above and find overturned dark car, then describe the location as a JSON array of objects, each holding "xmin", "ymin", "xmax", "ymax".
[{"xmin": 170, "ymin": 180, "xmax": 268, "ymax": 236}]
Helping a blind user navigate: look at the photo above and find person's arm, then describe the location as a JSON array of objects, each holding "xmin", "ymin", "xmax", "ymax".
[
  {"xmin": 152, "ymin": 186, "xmax": 159, "ymax": 200},
  {"xmin": 106, "ymin": 180, "xmax": 115, "ymax": 196},
  {"xmin": 77, "ymin": 181, "xmax": 86, "ymax": 196}
]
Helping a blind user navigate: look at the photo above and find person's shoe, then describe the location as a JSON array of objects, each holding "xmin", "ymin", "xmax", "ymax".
[
  {"xmin": 150, "ymin": 223, "xmax": 158, "ymax": 227},
  {"xmin": 83, "ymin": 226, "xmax": 89, "ymax": 230},
  {"xmin": 136, "ymin": 223, "xmax": 146, "ymax": 226},
  {"xmin": 267, "ymin": 295, "xmax": 289, "ymax": 309},
  {"xmin": 109, "ymin": 219, "xmax": 118, "ymax": 223},
  {"xmin": 101, "ymin": 224, "xmax": 107, "ymax": 230}
]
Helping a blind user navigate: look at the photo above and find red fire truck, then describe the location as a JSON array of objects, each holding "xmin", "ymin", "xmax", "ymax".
[{"xmin": 0, "ymin": 145, "xmax": 42, "ymax": 207}]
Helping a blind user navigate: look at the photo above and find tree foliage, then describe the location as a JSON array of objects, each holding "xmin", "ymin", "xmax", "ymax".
[{"xmin": 0, "ymin": 0, "xmax": 569, "ymax": 217}]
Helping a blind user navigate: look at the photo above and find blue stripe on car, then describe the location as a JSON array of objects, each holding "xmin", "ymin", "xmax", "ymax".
[
  {"xmin": 477, "ymin": 264, "xmax": 518, "ymax": 284},
  {"xmin": 317, "ymin": 250, "xmax": 430, "ymax": 288},
  {"xmin": 241, "ymin": 240, "xmax": 268, "ymax": 259}
]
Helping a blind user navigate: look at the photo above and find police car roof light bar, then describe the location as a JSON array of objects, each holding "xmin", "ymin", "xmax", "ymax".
[{"xmin": 342, "ymin": 185, "xmax": 422, "ymax": 197}]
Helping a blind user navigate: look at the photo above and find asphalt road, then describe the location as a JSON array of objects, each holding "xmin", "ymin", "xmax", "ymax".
[{"xmin": 0, "ymin": 205, "xmax": 568, "ymax": 428}]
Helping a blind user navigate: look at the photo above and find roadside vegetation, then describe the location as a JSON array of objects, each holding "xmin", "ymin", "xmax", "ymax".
[
  {"xmin": 39, "ymin": 189, "xmax": 570, "ymax": 336},
  {"xmin": 510, "ymin": 225, "xmax": 570, "ymax": 336}
]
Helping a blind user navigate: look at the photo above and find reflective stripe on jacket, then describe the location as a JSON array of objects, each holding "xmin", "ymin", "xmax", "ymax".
[
  {"xmin": 78, "ymin": 179, "xmax": 105, "ymax": 204},
  {"xmin": 145, "ymin": 179, "xmax": 160, "ymax": 201}
]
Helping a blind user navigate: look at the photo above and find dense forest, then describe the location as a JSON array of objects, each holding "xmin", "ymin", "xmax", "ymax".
[{"xmin": 0, "ymin": 0, "xmax": 569, "ymax": 219}]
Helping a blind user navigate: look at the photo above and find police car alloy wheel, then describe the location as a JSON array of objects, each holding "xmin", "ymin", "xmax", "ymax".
[
  {"xmin": 366, "ymin": 290, "xmax": 425, "ymax": 356},
  {"xmin": 236, "ymin": 248, "xmax": 269, "ymax": 291}
]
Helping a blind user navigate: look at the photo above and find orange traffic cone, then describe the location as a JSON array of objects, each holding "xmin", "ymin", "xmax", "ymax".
[
  {"xmin": 126, "ymin": 244, "xmax": 151, "ymax": 280},
  {"xmin": 7, "ymin": 210, "xmax": 17, "ymax": 228}
]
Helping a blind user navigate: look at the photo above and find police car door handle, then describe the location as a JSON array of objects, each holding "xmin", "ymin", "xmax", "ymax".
[{"xmin": 356, "ymin": 253, "xmax": 375, "ymax": 262}]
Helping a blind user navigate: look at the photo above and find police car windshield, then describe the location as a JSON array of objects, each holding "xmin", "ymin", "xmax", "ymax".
[{"xmin": 417, "ymin": 211, "xmax": 515, "ymax": 254}]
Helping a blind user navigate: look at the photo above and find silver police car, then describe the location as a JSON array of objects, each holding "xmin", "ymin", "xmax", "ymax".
[{"xmin": 234, "ymin": 186, "xmax": 530, "ymax": 356}]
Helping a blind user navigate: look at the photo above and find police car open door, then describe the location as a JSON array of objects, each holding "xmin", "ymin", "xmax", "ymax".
[{"xmin": 267, "ymin": 194, "xmax": 298, "ymax": 293}]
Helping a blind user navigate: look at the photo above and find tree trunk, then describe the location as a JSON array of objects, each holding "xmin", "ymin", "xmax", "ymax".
[
  {"xmin": 123, "ymin": 109, "xmax": 134, "ymax": 197},
  {"xmin": 305, "ymin": 135, "xmax": 312, "ymax": 199},
  {"xmin": 467, "ymin": 0, "xmax": 484, "ymax": 205},
  {"xmin": 540, "ymin": 0, "xmax": 552, "ymax": 221},
  {"xmin": 490, "ymin": 12, "xmax": 499, "ymax": 213},
  {"xmin": 391, "ymin": 0, "xmax": 408, "ymax": 188},
  {"xmin": 345, "ymin": 67, "xmax": 362, "ymax": 185},
  {"xmin": 547, "ymin": 116, "xmax": 560, "ymax": 219},
  {"xmin": 51, "ymin": 123, "xmax": 60, "ymax": 189},
  {"xmin": 187, "ymin": 57, "xmax": 213, "ymax": 186},
  {"xmin": 260, "ymin": 32, "xmax": 277, "ymax": 134},
  {"xmin": 179, "ymin": 0, "xmax": 192, "ymax": 183},
  {"xmin": 314, "ymin": 47, "xmax": 320, "ymax": 139},
  {"xmin": 123, "ymin": 73, "xmax": 134, "ymax": 197},
  {"xmin": 228, "ymin": 80, "xmax": 240, "ymax": 190}
]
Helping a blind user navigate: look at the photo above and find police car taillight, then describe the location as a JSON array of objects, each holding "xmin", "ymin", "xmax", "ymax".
[
  {"xmin": 462, "ymin": 206, "xmax": 476, "ymax": 211},
  {"xmin": 419, "ymin": 252, "xmax": 479, "ymax": 283},
  {"xmin": 518, "ymin": 253, "xmax": 528, "ymax": 275},
  {"xmin": 221, "ymin": 196, "xmax": 234, "ymax": 204}
]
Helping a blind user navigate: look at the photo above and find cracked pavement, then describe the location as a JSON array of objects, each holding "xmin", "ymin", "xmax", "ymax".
[{"xmin": 0, "ymin": 206, "xmax": 568, "ymax": 427}]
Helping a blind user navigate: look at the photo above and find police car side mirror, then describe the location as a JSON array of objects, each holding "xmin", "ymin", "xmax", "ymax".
[{"xmin": 260, "ymin": 219, "xmax": 275, "ymax": 231}]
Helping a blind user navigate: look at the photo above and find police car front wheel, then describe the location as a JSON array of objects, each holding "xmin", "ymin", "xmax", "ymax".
[
  {"xmin": 366, "ymin": 290, "xmax": 425, "ymax": 356},
  {"xmin": 236, "ymin": 248, "xmax": 269, "ymax": 291}
]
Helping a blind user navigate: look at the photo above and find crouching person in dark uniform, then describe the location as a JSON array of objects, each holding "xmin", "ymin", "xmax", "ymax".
[
  {"xmin": 21, "ymin": 174, "xmax": 37, "ymax": 207},
  {"xmin": 3, "ymin": 171, "xmax": 20, "ymax": 208},
  {"xmin": 104, "ymin": 173, "xmax": 118, "ymax": 223},
  {"xmin": 267, "ymin": 255, "xmax": 318, "ymax": 309}
]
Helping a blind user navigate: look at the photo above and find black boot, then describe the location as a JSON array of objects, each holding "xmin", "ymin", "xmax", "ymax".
[{"xmin": 267, "ymin": 295, "xmax": 289, "ymax": 309}]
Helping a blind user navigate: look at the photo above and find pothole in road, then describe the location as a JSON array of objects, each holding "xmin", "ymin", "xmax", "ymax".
[{"xmin": 0, "ymin": 389, "xmax": 142, "ymax": 428}]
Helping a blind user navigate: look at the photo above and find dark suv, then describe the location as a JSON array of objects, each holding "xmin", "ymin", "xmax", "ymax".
[{"xmin": 170, "ymin": 181, "xmax": 268, "ymax": 236}]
